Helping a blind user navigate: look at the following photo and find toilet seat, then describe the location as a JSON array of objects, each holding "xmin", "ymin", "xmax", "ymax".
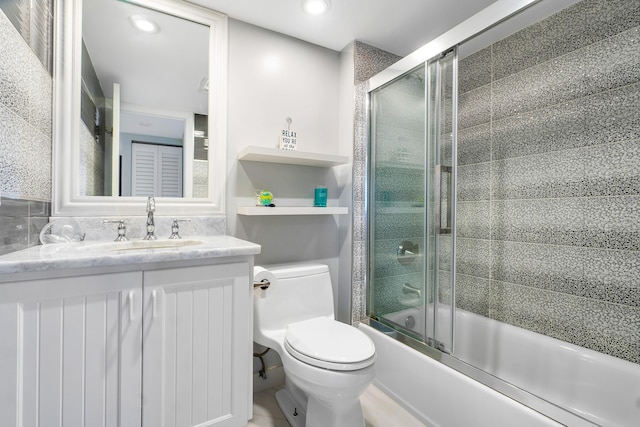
[{"xmin": 284, "ymin": 317, "xmax": 376, "ymax": 371}]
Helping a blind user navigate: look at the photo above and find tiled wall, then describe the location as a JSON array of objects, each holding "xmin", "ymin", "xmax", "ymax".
[
  {"xmin": 351, "ymin": 42, "xmax": 401, "ymax": 324},
  {"xmin": 0, "ymin": 198, "xmax": 50, "ymax": 256},
  {"xmin": 454, "ymin": 0, "xmax": 640, "ymax": 364},
  {"xmin": 0, "ymin": 0, "xmax": 53, "ymax": 74},
  {"xmin": 78, "ymin": 122, "xmax": 105, "ymax": 196},
  {"xmin": 78, "ymin": 43, "xmax": 105, "ymax": 197},
  {"xmin": 193, "ymin": 159, "xmax": 209, "ymax": 198},
  {"xmin": 0, "ymin": 2, "xmax": 53, "ymax": 255}
]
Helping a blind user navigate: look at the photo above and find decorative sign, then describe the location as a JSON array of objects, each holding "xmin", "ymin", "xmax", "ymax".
[
  {"xmin": 279, "ymin": 129, "xmax": 297, "ymax": 150},
  {"xmin": 279, "ymin": 117, "xmax": 297, "ymax": 151}
]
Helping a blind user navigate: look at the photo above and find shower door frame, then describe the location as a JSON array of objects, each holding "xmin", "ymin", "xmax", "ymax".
[
  {"xmin": 367, "ymin": 0, "xmax": 540, "ymax": 91},
  {"xmin": 425, "ymin": 47, "xmax": 459, "ymax": 355},
  {"xmin": 361, "ymin": 0, "xmax": 599, "ymax": 425}
]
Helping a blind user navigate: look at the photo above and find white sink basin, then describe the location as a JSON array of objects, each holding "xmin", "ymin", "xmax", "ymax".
[{"xmin": 79, "ymin": 239, "xmax": 203, "ymax": 252}]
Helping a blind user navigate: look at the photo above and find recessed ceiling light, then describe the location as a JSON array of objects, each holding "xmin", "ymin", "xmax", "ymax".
[
  {"xmin": 302, "ymin": 0, "xmax": 331, "ymax": 16},
  {"xmin": 129, "ymin": 15, "xmax": 160, "ymax": 34}
]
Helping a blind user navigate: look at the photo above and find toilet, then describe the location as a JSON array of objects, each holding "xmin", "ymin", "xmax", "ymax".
[{"xmin": 253, "ymin": 263, "xmax": 376, "ymax": 427}]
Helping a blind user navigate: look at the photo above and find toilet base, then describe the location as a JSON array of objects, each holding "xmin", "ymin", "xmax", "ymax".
[
  {"xmin": 275, "ymin": 384, "xmax": 366, "ymax": 427},
  {"xmin": 275, "ymin": 388, "xmax": 306, "ymax": 427}
]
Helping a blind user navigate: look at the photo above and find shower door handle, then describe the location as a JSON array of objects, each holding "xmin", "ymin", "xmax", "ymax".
[{"xmin": 434, "ymin": 164, "xmax": 452, "ymax": 235}]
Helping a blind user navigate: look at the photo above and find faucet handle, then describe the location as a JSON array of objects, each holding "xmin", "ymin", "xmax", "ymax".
[
  {"xmin": 146, "ymin": 196, "xmax": 156, "ymax": 212},
  {"xmin": 168, "ymin": 218, "xmax": 191, "ymax": 239},
  {"xmin": 103, "ymin": 219, "xmax": 128, "ymax": 242}
]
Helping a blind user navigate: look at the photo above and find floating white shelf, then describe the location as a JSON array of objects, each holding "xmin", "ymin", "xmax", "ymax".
[
  {"xmin": 237, "ymin": 206, "xmax": 349, "ymax": 216},
  {"xmin": 238, "ymin": 146, "xmax": 349, "ymax": 168}
]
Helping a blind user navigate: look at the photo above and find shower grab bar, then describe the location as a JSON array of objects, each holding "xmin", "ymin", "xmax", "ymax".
[{"xmin": 434, "ymin": 164, "xmax": 452, "ymax": 234}]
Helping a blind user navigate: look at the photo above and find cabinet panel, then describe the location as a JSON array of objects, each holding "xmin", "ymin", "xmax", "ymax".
[
  {"xmin": 142, "ymin": 262, "xmax": 251, "ymax": 427},
  {"xmin": 0, "ymin": 258, "xmax": 253, "ymax": 427},
  {"xmin": 0, "ymin": 272, "xmax": 142, "ymax": 427}
]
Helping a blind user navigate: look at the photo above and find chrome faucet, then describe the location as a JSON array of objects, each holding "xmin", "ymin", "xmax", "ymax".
[
  {"xmin": 168, "ymin": 218, "xmax": 190, "ymax": 239},
  {"xmin": 104, "ymin": 219, "xmax": 128, "ymax": 242},
  {"xmin": 144, "ymin": 196, "xmax": 157, "ymax": 240}
]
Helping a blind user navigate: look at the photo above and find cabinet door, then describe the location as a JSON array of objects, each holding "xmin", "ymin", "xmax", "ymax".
[
  {"xmin": 0, "ymin": 272, "xmax": 143, "ymax": 427},
  {"xmin": 142, "ymin": 262, "xmax": 251, "ymax": 427}
]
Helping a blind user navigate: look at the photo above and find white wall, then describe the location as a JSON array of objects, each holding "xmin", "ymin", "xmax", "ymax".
[
  {"xmin": 336, "ymin": 42, "xmax": 355, "ymax": 324},
  {"xmin": 225, "ymin": 18, "xmax": 346, "ymax": 381},
  {"xmin": 226, "ymin": 18, "xmax": 342, "ymax": 267}
]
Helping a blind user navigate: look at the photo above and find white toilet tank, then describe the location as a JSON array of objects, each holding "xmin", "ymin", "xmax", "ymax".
[{"xmin": 254, "ymin": 263, "xmax": 335, "ymax": 333}]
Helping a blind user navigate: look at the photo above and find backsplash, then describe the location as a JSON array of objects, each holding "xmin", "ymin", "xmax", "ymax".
[
  {"xmin": 0, "ymin": 198, "xmax": 49, "ymax": 256},
  {"xmin": 65, "ymin": 216, "xmax": 226, "ymax": 242},
  {"xmin": 0, "ymin": 3, "xmax": 54, "ymax": 254}
]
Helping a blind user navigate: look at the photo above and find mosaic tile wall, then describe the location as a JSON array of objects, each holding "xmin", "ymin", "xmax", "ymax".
[
  {"xmin": 78, "ymin": 122, "xmax": 105, "ymax": 197},
  {"xmin": 451, "ymin": 0, "xmax": 640, "ymax": 364},
  {"xmin": 193, "ymin": 159, "xmax": 209, "ymax": 198},
  {"xmin": 78, "ymin": 41, "xmax": 106, "ymax": 197},
  {"xmin": 0, "ymin": 3, "xmax": 53, "ymax": 254},
  {"xmin": 0, "ymin": 0, "xmax": 53, "ymax": 74},
  {"xmin": 351, "ymin": 42, "xmax": 401, "ymax": 324}
]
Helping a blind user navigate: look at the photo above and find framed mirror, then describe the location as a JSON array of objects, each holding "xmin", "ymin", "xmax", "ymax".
[{"xmin": 53, "ymin": 0, "xmax": 227, "ymax": 216}]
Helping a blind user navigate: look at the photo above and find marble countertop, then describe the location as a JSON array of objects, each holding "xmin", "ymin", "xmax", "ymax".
[{"xmin": 0, "ymin": 235, "xmax": 261, "ymax": 275}]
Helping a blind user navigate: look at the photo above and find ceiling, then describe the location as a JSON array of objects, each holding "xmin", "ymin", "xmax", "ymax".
[{"xmin": 188, "ymin": 0, "xmax": 498, "ymax": 56}]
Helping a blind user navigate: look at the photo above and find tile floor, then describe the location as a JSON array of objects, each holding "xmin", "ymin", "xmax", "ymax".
[{"xmin": 248, "ymin": 384, "xmax": 427, "ymax": 427}]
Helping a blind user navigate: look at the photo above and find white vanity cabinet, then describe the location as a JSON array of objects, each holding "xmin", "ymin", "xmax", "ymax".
[
  {"xmin": 142, "ymin": 262, "xmax": 251, "ymax": 427},
  {"xmin": 0, "ymin": 271, "xmax": 144, "ymax": 427},
  {"xmin": 0, "ymin": 260, "xmax": 252, "ymax": 427}
]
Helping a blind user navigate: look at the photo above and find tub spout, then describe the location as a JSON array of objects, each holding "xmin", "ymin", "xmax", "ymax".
[{"xmin": 402, "ymin": 282, "xmax": 422, "ymax": 299}]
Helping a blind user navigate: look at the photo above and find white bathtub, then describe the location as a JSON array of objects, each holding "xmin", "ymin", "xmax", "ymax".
[{"xmin": 360, "ymin": 306, "xmax": 640, "ymax": 427}]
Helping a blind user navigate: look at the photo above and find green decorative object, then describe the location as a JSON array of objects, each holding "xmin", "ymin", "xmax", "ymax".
[{"xmin": 256, "ymin": 190, "xmax": 274, "ymax": 206}]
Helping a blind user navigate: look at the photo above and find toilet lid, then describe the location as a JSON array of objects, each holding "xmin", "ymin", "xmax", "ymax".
[{"xmin": 284, "ymin": 317, "xmax": 375, "ymax": 371}]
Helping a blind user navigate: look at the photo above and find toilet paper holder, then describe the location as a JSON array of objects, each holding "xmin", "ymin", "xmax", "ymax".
[{"xmin": 254, "ymin": 279, "xmax": 271, "ymax": 290}]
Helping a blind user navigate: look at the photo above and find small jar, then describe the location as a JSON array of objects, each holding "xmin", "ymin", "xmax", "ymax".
[{"xmin": 314, "ymin": 186, "xmax": 327, "ymax": 207}]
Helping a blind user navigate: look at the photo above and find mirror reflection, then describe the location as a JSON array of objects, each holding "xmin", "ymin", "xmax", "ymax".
[{"xmin": 79, "ymin": 0, "xmax": 209, "ymax": 198}]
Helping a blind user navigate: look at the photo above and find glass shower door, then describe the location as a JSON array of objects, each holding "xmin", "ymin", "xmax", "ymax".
[
  {"xmin": 368, "ymin": 66, "xmax": 427, "ymax": 341},
  {"xmin": 368, "ymin": 48, "xmax": 457, "ymax": 353}
]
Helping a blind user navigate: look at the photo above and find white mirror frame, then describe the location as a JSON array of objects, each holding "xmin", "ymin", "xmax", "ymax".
[{"xmin": 53, "ymin": 0, "xmax": 227, "ymax": 216}]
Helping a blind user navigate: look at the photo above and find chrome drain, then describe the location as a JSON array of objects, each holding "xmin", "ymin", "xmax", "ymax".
[{"xmin": 405, "ymin": 315, "xmax": 416, "ymax": 329}]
